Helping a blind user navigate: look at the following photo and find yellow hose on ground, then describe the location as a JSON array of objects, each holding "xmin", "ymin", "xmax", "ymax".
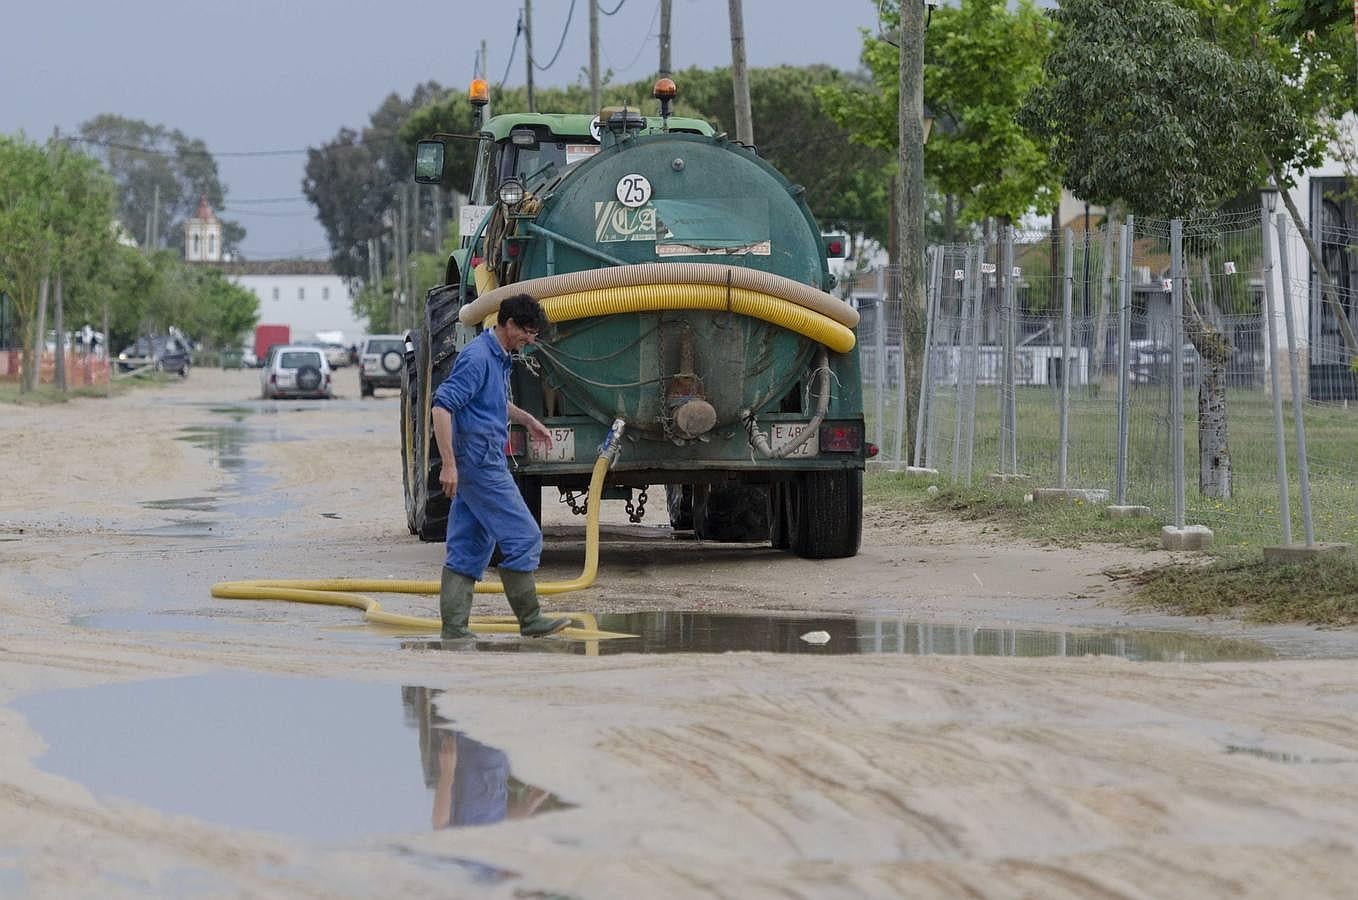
[{"xmin": 211, "ymin": 430, "xmax": 633, "ymax": 640}]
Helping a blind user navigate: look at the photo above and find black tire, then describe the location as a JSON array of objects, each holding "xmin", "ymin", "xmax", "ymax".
[
  {"xmin": 381, "ymin": 349, "xmax": 403, "ymax": 374},
  {"xmin": 666, "ymin": 484, "xmax": 694, "ymax": 530},
  {"xmin": 515, "ymin": 473, "xmax": 542, "ymax": 525},
  {"xmin": 693, "ymin": 483, "xmax": 770, "ymax": 543},
  {"xmin": 400, "ymin": 334, "xmax": 421, "ymax": 535},
  {"xmin": 768, "ymin": 482, "xmax": 790, "ymax": 550},
  {"xmin": 406, "ymin": 285, "xmax": 462, "ymax": 542},
  {"xmin": 787, "ymin": 469, "xmax": 862, "ymax": 559},
  {"xmin": 296, "ymin": 365, "xmax": 322, "ymax": 392},
  {"xmin": 361, "ymin": 378, "xmax": 373, "ymax": 398}
]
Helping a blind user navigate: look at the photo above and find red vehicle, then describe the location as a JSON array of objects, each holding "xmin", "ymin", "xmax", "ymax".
[{"xmin": 253, "ymin": 324, "xmax": 290, "ymax": 365}]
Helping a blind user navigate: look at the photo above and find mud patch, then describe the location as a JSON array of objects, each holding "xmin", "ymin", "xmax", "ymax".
[{"xmin": 14, "ymin": 676, "xmax": 570, "ymax": 841}]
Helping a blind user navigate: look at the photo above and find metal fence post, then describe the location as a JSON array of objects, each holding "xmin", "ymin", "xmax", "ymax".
[
  {"xmin": 1170, "ymin": 218, "xmax": 1186, "ymax": 529},
  {"xmin": 1000, "ymin": 228, "xmax": 1016, "ymax": 474},
  {"xmin": 963, "ymin": 241, "xmax": 985, "ymax": 484},
  {"xmin": 1275, "ymin": 211, "xmax": 1315, "ymax": 545},
  {"xmin": 1059, "ymin": 228, "xmax": 1074, "ymax": 488},
  {"xmin": 874, "ymin": 281, "xmax": 888, "ymax": 455},
  {"xmin": 925, "ymin": 252, "xmax": 945, "ymax": 469},
  {"xmin": 1115, "ymin": 217, "xmax": 1133, "ymax": 505},
  {"xmin": 1262, "ymin": 208, "xmax": 1293, "ymax": 544},
  {"xmin": 951, "ymin": 245, "xmax": 974, "ymax": 483}
]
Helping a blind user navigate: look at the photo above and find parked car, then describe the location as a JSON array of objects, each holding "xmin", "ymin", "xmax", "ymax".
[
  {"xmin": 1128, "ymin": 340, "xmax": 1200, "ymax": 385},
  {"xmin": 117, "ymin": 334, "xmax": 191, "ymax": 376},
  {"xmin": 260, "ymin": 345, "xmax": 332, "ymax": 399},
  {"xmin": 359, "ymin": 334, "xmax": 406, "ymax": 397}
]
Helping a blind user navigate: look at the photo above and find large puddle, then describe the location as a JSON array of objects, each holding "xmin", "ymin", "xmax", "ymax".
[
  {"xmin": 404, "ymin": 611, "xmax": 1278, "ymax": 662},
  {"xmin": 13, "ymin": 675, "xmax": 569, "ymax": 842}
]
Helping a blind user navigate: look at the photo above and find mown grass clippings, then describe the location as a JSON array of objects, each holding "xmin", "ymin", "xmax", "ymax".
[
  {"xmin": 1129, "ymin": 553, "xmax": 1358, "ymax": 626},
  {"xmin": 864, "ymin": 471, "xmax": 1164, "ymax": 548}
]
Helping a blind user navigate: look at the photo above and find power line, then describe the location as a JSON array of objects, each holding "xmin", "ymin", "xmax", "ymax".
[
  {"xmin": 600, "ymin": 0, "xmax": 626, "ymax": 14},
  {"xmin": 532, "ymin": 0, "xmax": 578, "ymax": 71},
  {"xmin": 499, "ymin": 12, "xmax": 524, "ymax": 87},
  {"xmin": 601, "ymin": 0, "xmax": 661, "ymax": 74}
]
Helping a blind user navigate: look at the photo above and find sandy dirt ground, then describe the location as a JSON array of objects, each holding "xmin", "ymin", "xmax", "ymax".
[{"xmin": 2, "ymin": 368, "xmax": 1357, "ymax": 898}]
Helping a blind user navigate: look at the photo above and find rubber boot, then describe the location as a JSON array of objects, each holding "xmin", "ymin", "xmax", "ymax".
[
  {"xmin": 499, "ymin": 569, "xmax": 570, "ymax": 637},
  {"xmin": 439, "ymin": 567, "xmax": 476, "ymax": 641}
]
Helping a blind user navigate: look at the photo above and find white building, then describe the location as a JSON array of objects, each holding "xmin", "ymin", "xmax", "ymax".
[
  {"xmin": 184, "ymin": 196, "xmax": 223, "ymax": 262},
  {"xmin": 221, "ymin": 261, "xmax": 365, "ymax": 347},
  {"xmin": 1268, "ymin": 123, "xmax": 1358, "ymax": 401}
]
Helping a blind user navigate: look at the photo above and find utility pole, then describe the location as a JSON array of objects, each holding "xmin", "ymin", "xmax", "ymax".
[
  {"xmin": 481, "ymin": 38, "xmax": 492, "ymax": 119},
  {"xmin": 899, "ymin": 0, "xmax": 926, "ymax": 464},
  {"xmin": 150, "ymin": 183, "xmax": 160, "ymax": 252},
  {"xmin": 525, "ymin": 0, "xmax": 536, "ymax": 112},
  {"xmin": 727, "ymin": 0, "xmax": 753, "ymax": 145},
  {"xmin": 590, "ymin": 0, "xmax": 601, "ymax": 114},
  {"xmin": 659, "ymin": 0, "xmax": 672, "ymax": 75}
]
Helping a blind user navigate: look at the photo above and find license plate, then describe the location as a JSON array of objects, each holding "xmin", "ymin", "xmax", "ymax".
[
  {"xmin": 528, "ymin": 427, "xmax": 576, "ymax": 462},
  {"xmin": 770, "ymin": 423, "xmax": 818, "ymax": 458}
]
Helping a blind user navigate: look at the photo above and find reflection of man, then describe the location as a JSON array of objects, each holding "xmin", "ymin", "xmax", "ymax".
[{"xmin": 431, "ymin": 732, "xmax": 551, "ymax": 829}]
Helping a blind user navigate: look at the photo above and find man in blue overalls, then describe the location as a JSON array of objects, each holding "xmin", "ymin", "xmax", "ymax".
[{"xmin": 431, "ymin": 294, "xmax": 571, "ymax": 641}]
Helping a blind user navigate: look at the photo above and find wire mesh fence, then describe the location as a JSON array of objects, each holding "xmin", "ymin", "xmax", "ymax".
[{"xmin": 853, "ymin": 210, "xmax": 1358, "ymax": 551}]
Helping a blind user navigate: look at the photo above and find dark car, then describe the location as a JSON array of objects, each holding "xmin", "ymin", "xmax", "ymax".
[{"xmin": 117, "ymin": 334, "xmax": 191, "ymax": 376}]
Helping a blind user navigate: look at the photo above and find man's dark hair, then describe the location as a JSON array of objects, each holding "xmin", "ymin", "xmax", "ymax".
[{"xmin": 497, "ymin": 293, "xmax": 547, "ymax": 331}]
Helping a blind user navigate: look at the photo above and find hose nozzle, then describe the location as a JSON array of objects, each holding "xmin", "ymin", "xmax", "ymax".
[{"xmin": 599, "ymin": 418, "xmax": 627, "ymax": 465}]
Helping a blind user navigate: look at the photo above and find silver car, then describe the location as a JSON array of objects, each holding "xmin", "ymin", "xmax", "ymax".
[
  {"xmin": 359, "ymin": 334, "xmax": 406, "ymax": 397},
  {"xmin": 260, "ymin": 345, "xmax": 332, "ymax": 399}
]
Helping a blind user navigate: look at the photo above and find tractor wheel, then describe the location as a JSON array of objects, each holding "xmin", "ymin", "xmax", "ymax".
[
  {"xmin": 515, "ymin": 473, "xmax": 542, "ymax": 525},
  {"xmin": 786, "ymin": 469, "xmax": 862, "ymax": 559},
  {"xmin": 665, "ymin": 484, "xmax": 694, "ymax": 530},
  {"xmin": 693, "ymin": 483, "xmax": 770, "ymax": 543},
  {"xmin": 405, "ymin": 284, "xmax": 463, "ymax": 542},
  {"xmin": 400, "ymin": 333, "xmax": 423, "ymax": 536},
  {"xmin": 768, "ymin": 482, "xmax": 790, "ymax": 550}
]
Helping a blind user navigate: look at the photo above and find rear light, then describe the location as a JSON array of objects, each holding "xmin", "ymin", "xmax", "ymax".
[
  {"xmin": 819, "ymin": 423, "xmax": 863, "ymax": 453},
  {"xmin": 270, "ymin": 373, "xmax": 277, "ymax": 385},
  {"xmin": 506, "ymin": 430, "xmax": 526, "ymax": 456},
  {"xmin": 866, "ymin": 442, "xmax": 879, "ymax": 459}
]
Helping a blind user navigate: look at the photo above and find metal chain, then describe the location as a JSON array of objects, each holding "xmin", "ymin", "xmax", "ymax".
[
  {"xmin": 559, "ymin": 490, "xmax": 588, "ymax": 516},
  {"xmin": 624, "ymin": 487, "xmax": 648, "ymax": 523}
]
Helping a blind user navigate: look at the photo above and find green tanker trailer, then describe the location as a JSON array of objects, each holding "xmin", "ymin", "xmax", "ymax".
[{"xmin": 402, "ymin": 77, "xmax": 871, "ymax": 559}]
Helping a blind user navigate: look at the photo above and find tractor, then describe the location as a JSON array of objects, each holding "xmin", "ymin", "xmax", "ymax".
[{"xmin": 401, "ymin": 76, "xmax": 869, "ymax": 559}]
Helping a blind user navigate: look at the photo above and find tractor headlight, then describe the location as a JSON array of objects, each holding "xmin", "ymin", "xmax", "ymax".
[{"xmin": 498, "ymin": 178, "xmax": 525, "ymax": 206}]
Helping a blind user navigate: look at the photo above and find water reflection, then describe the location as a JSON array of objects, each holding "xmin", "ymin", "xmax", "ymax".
[
  {"xmin": 403, "ymin": 612, "xmax": 1274, "ymax": 661},
  {"xmin": 402, "ymin": 687, "xmax": 572, "ymax": 829},
  {"xmin": 14, "ymin": 675, "xmax": 567, "ymax": 841}
]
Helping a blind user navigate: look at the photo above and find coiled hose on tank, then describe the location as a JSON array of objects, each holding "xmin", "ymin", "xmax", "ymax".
[
  {"xmin": 210, "ymin": 419, "xmax": 636, "ymax": 640},
  {"xmin": 463, "ymin": 263, "xmax": 859, "ymax": 354}
]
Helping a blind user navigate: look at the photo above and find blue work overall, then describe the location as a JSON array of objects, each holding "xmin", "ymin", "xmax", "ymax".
[{"xmin": 432, "ymin": 328, "xmax": 541, "ymax": 579}]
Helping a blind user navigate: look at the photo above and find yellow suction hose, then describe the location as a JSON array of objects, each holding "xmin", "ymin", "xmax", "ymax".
[
  {"xmin": 464, "ymin": 262, "xmax": 858, "ymax": 353},
  {"xmin": 210, "ymin": 421, "xmax": 635, "ymax": 640}
]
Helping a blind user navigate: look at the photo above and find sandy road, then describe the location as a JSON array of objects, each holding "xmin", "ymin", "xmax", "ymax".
[{"xmin": 1, "ymin": 368, "xmax": 1356, "ymax": 898}]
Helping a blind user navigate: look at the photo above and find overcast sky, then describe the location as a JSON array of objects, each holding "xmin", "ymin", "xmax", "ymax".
[{"xmin": 3, "ymin": 0, "xmax": 904, "ymax": 260}]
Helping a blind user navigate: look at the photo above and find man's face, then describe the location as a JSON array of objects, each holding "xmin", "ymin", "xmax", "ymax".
[{"xmin": 506, "ymin": 319, "xmax": 540, "ymax": 352}]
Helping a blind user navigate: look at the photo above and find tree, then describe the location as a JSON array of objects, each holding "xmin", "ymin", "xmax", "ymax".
[
  {"xmin": 819, "ymin": 0, "xmax": 1060, "ymax": 229},
  {"xmin": 77, "ymin": 115, "xmax": 245, "ymax": 256},
  {"xmin": 304, "ymin": 83, "xmax": 446, "ymax": 280},
  {"xmin": 1021, "ymin": 0, "xmax": 1313, "ymax": 499},
  {"xmin": 0, "ymin": 136, "xmax": 53, "ymax": 391}
]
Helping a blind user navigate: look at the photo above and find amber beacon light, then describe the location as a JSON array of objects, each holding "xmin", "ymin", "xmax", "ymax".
[{"xmin": 469, "ymin": 78, "xmax": 489, "ymax": 107}]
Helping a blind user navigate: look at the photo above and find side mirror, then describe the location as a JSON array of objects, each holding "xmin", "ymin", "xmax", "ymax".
[{"xmin": 414, "ymin": 141, "xmax": 446, "ymax": 184}]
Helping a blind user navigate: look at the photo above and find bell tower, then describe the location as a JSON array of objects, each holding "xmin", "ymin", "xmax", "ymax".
[{"xmin": 185, "ymin": 195, "xmax": 223, "ymax": 262}]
